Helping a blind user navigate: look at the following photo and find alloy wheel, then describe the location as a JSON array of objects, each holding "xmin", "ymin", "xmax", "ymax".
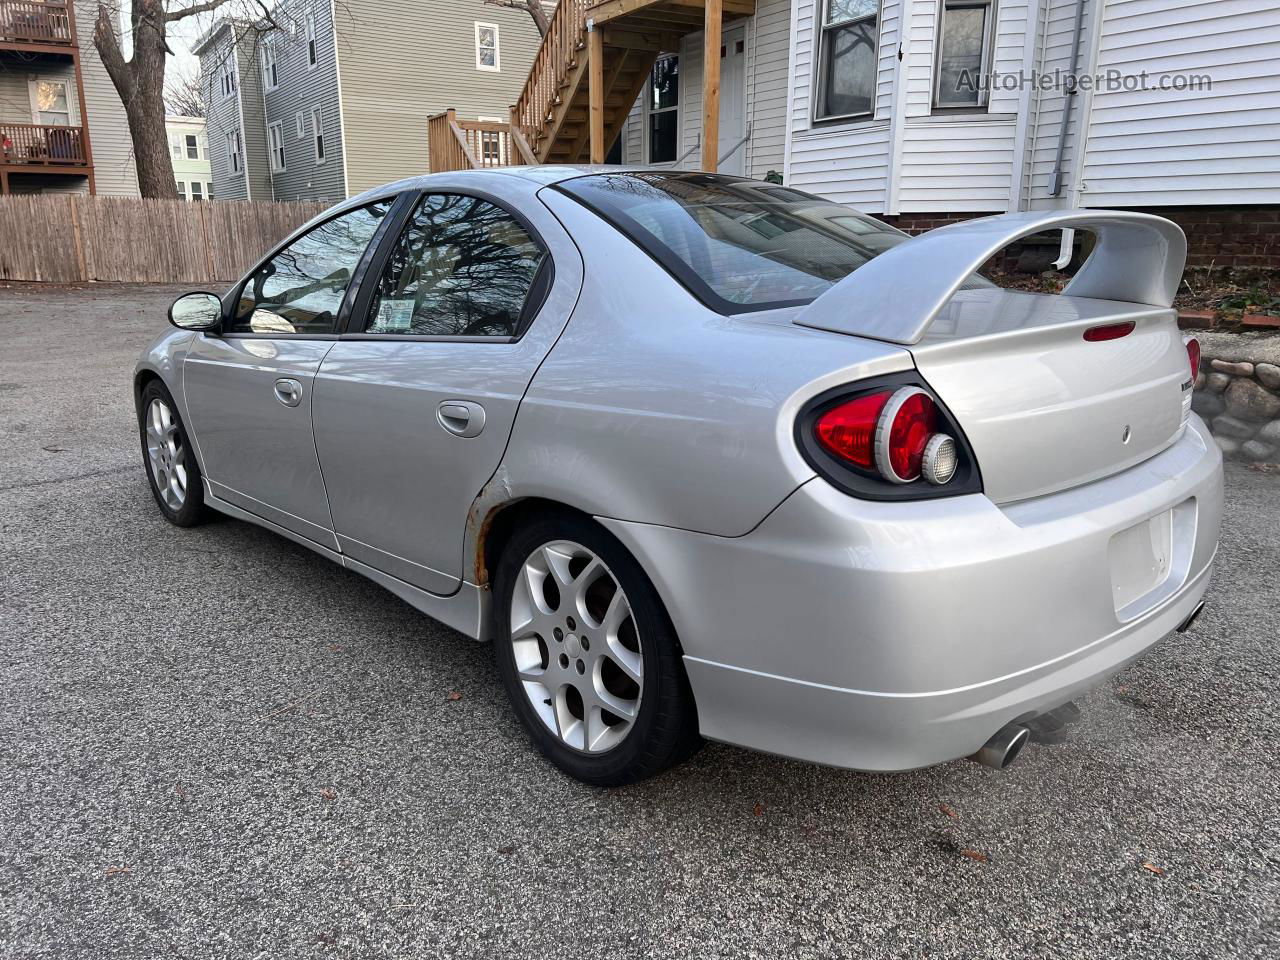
[
  {"xmin": 509, "ymin": 540, "xmax": 644, "ymax": 754},
  {"xmin": 145, "ymin": 397, "xmax": 187, "ymax": 511}
]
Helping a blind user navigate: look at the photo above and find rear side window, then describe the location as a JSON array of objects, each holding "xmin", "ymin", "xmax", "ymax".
[
  {"xmin": 366, "ymin": 193, "xmax": 547, "ymax": 338},
  {"xmin": 556, "ymin": 172, "xmax": 917, "ymax": 314}
]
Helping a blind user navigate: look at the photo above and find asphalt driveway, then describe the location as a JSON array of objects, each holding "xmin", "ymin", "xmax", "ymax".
[{"xmin": 1, "ymin": 283, "xmax": 1277, "ymax": 959}]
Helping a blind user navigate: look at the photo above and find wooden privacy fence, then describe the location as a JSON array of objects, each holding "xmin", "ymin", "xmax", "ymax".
[{"xmin": 0, "ymin": 195, "xmax": 329, "ymax": 284}]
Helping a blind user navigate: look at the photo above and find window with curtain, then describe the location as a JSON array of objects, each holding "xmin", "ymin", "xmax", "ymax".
[{"xmin": 814, "ymin": 0, "xmax": 880, "ymax": 121}]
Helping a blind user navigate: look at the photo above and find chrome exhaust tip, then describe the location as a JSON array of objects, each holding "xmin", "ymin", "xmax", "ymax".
[
  {"xmin": 1176, "ymin": 600, "xmax": 1206, "ymax": 633},
  {"xmin": 969, "ymin": 722, "xmax": 1031, "ymax": 770}
]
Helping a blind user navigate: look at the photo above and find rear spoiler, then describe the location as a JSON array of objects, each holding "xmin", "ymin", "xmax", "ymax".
[{"xmin": 793, "ymin": 210, "xmax": 1187, "ymax": 345}]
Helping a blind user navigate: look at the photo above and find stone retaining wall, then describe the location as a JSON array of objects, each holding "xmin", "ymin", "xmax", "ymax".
[{"xmin": 1191, "ymin": 332, "xmax": 1280, "ymax": 462}]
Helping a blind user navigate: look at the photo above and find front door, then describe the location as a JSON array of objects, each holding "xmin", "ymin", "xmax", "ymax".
[
  {"xmin": 312, "ymin": 189, "xmax": 578, "ymax": 595},
  {"xmin": 183, "ymin": 200, "xmax": 394, "ymax": 548},
  {"xmin": 716, "ymin": 27, "xmax": 747, "ymax": 176}
]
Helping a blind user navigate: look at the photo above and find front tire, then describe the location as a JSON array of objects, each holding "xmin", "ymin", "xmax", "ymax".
[
  {"xmin": 138, "ymin": 380, "xmax": 209, "ymax": 527},
  {"xmin": 493, "ymin": 513, "xmax": 702, "ymax": 786}
]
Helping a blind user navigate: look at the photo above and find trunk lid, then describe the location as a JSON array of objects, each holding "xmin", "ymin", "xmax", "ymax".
[{"xmin": 909, "ymin": 288, "xmax": 1192, "ymax": 503}]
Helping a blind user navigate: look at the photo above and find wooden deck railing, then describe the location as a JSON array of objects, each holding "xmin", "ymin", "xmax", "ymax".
[
  {"xmin": 510, "ymin": 0, "xmax": 591, "ymax": 160},
  {"xmin": 0, "ymin": 123, "xmax": 88, "ymax": 166},
  {"xmin": 427, "ymin": 110, "xmax": 535, "ymax": 173},
  {"xmin": 0, "ymin": 1, "xmax": 73, "ymax": 45}
]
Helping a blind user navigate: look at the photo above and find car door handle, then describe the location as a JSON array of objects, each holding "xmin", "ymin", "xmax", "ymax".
[
  {"xmin": 436, "ymin": 400, "xmax": 485, "ymax": 438},
  {"xmin": 274, "ymin": 378, "xmax": 303, "ymax": 407}
]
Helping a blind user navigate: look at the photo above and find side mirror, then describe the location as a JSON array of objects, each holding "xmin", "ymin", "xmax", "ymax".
[{"xmin": 168, "ymin": 292, "xmax": 224, "ymax": 333}]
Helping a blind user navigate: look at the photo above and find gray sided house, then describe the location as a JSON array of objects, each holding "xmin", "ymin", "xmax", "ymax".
[
  {"xmin": 198, "ymin": 0, "xmax": 546, "ymax": 203},
  {"xmin": 195, "ymin": 20, "xmax": 272, "ymax": 202}
]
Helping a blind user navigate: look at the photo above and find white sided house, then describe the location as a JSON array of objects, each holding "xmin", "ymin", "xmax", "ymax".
[{"xmin": 500, "ymin": 0, "xmax": 1277, "ymax": 272}]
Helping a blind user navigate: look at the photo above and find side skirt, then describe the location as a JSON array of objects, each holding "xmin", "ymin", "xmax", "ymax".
[{"xmin": 204, "ymin": 489, "xmax": 492, "ymax": 642}]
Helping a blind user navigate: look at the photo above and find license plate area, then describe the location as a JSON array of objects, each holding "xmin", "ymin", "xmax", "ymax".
[{"xmin": 1109, "ymin": 498, "xmax": 1197, "ymax": 621}]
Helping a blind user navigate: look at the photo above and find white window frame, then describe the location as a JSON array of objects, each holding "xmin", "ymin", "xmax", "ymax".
[
  {"xmin": 261, "ymin": 36, "xmax": 280, "ymax": 90},
  {"xmin": 310, "ymin": 105, "xmax": 326, "ymax": 164},
  {"xmin": 226, "ymin": 128, "xmax": 241, "ymax": 174},
  {"xmin": 190, "ymin": 181, "xmax": 204, "ymax": 201},
  {"xmin": 295, "ymin": 110, "xmax": 306, "ymax": 138},
  {"xmin": 28, "ymin": 78, "xmax": 74, "ymax": 126},
  {"xmin": 169, "ymin": 133, "xmax": 182, "ymax": 160},
  {"xmin": 932, "ymin": 0, "xmax": 997, "ymax": 111},
  {"xmin": 268, "ymin": 121, "xmax": 286, "ymax": 173},
  {"xmin": 474, "ymin": 22, "xmax": 500, "ymax": 72},
  {"xmin": 176, "ymin": 180, "xmax": 187, "ymax": 200},
  {"xmin": 185, "ymin": 133, "xmax": 200, "ymax": 160},
  {"xmin": 206, "ymin": 181, "xmax": 215, "ymax": 199},
  {"xmin": 219, "ymin": 58, "xmax": 236, "ymax": 100},
  {"xmin": 306, "ymin": 11, "xmax": 318, "ymax": 68},
  {"xmin": 812, "ymin": 0, "xmax": 883, "ymax": 124},
  {"xmin": 644, "ymin": 54, "xmax": 680, "ymax": 165}
]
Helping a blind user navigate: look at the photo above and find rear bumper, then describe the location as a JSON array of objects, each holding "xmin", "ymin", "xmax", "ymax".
[{"xmin": 600, "ymin": 416, "xmax": 1223, "ymax": 771}]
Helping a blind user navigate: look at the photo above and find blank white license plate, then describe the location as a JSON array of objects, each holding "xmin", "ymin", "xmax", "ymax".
[{"xmin": 1110, "ymin": 509, "xmax": 1174, "ymax": 614}]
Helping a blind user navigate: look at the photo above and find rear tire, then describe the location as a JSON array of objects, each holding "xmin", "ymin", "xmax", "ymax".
[
  {"xmin": 138, "ymin": 380, "xmax": 210, "ymax": 528},
  {"xmin": 493, "ymin": 512, "xmax": 702, "ymax": 786}
]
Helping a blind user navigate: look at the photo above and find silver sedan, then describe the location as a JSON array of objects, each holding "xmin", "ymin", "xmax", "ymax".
[{"xmin": 136, "ymin": 168, "xmax": 1222, "ymax": 785}]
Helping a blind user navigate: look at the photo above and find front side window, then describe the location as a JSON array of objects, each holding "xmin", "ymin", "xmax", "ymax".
[
  {"xmin": 367, "ymin": 193, "xmax": 547, "ymax": 338},
  {"xmin": 268, "ymin": 122, "xmax": 285, "ymax": 172},
  {"xmin": 185, "ymin": 134, "xmax": 199, "ymax": 159},
  {"xmin": 647, "ymin": 55, "xmax": 679, "ymax": 163},
  {"xmin": 475, "ymin": 22, "xmax": 499, "ymax": 70},
  {"xmin": 190, "ymin": 181, "xmax": 203, "ymax": 200},
  {"xmin": 934, "ymin": 0, "xmax": 994, "ymax": 108},
  {"xmin": 169, "ymin": 133, "xmax": 182, "ymax": 159},
  {"xmin": 232, "ymin": 201, "xmax": 393, "ymax": 335},
  {"xmin": 261, "ymin": 38, "xmax": 279, "ymax": 89},
  {"xmin": 815, "ymin": 0, "xmax": 880, "ymax": 121},
  {"xmin": 177, "ymin": 181, "xmax": 186, "ymax": 200},
  {"xmin": 557, "ymin": 172, "xmax": 927, "ymax": 314}
]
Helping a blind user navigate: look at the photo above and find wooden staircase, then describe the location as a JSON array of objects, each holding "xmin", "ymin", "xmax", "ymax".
[{"xmin": 511, "ymin": 0, "xmax": 755, "ymax": 167}]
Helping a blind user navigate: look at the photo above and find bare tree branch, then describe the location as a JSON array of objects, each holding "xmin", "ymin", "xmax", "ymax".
[{"xmin": 483, "ymin": 0, "xmax": 549, "ymax": 37}]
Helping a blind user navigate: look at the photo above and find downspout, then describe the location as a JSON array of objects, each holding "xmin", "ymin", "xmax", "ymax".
[{"xmin": 1050, "ymin": 0, "xmax": 1089, "ymax": 268}]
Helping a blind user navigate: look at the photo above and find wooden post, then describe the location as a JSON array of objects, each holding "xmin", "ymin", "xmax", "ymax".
[
  {"xmin": 702, "ymin": 0, "xmax": 723, "ymax": 172},
  {"xmin": 588, "ymin": 27, "xmax": 605, "ymax": 164}
]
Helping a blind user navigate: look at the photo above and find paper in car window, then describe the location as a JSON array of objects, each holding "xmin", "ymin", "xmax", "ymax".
[{"xmin": 377, "ymin": 299, "xmax": 415, "ymax": 333}]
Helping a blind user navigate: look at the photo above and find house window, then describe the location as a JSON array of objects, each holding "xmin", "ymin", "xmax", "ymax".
[
  {"xmin": 32, "ymin": 80, "xmax": 71, "ymax": 126},
  {"xmin": 190, "ymin": 181, "xmax": 204, "ymax": 201},
  {"xmin": 295, "ymin": 111, "xmax": 306, "ymax": 138},
  {"xmin": 934, "ymin": 0, "xmax": 995, "ymax": 108},
  {"xmin": 262, "ymin": 37, "xmax": 279, "ymax": 90},
  {"xmin": 185, "ymin": 134, "xmax": 200, "ymax": 159},
  {"xmin": 226, "ymin": 129, "xmax": 241, "ymax": 173},
  {"xmin": 207, "ymin": 182, "xmax": 215, "ymax": 199},
  {"xmin": 647, "ymin": 55, "xmax": 679, "ymax": 164},
  {"xmin": 475, "ymin": 22, "xmax": 499, "ymax": 71},
  {"xmin": 269, "ymin": 122, "xmax": 286, "ymax": 173},
  {"xmin": 306, "ymin": 11, "xmax": 318, "ymax": 67},
  {"xmin": 169, "ymin": 133, "xmax": 182, "ymax": 159},
  {"xmin": 814, "ymin": 0, "xmax": 881, "ymax": 121},
  {"xmin": 220, "ymin": 58, "xmax": 236, "ymax": 99},
  {"xmin": 177, "ymin": 181, "xmax": 186, "ymax": 200},
  {"xmin": 310, "ymin": 106, "xmax": 325, "ymax": 163}
]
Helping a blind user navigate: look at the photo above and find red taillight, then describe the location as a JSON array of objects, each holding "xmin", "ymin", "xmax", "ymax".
[
  {"xmin": 1083, "ymin": 321, "xmax": 1136, "ymax": 342},
  {"xmin": 877, "ymin": 388, "xmax": 938, "ymax": 482},
  {"xmin": 1185, "ymin": 336, "xmax": 1201, "ymax": 383},
  {"xmin": 815, "ymin": 391, "xmax": 891, "ymax": 468}
]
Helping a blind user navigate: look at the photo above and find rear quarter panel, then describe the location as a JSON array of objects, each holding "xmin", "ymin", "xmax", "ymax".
[{"xmin": 496, "ymin": 189, "xmax": 914, "ymax": 537}]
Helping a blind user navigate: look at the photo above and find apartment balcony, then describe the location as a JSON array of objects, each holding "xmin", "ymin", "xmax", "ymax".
[
  {"xmin": 0, "ymin": 1, "xmax": 75, "ymax": 53},
  {"xmin": 1, "ymin": 122, "xmax": 89, "ymax": 167}
]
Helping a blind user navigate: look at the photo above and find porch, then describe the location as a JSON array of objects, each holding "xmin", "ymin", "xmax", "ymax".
[
  {"xmin": 0, "ymin": 121, "xmax": 92, "ymax": 193},
  {"xmin": 0, "ymin": 1, "xmax": 74, "ymax": 52},
  {"xmin": 429, "ymin": 0, "xmax": 755, "ymax": 173}
]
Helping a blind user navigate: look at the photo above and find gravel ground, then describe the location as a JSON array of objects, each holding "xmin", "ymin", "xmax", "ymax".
[{"xmin": 1, "ymin": 283, "xmax": 1277, "ymax": 960}]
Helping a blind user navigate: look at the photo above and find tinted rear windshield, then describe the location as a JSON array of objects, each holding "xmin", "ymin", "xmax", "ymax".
[{"xmin": 555, "ymin": 172, "xmax": 914, "ymax": 314}]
